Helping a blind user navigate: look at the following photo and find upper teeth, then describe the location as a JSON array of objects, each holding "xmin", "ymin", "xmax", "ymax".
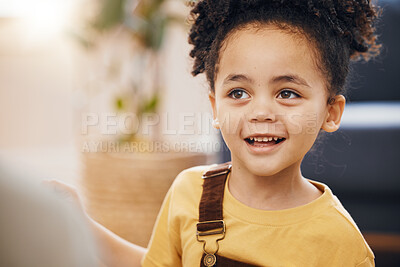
[{"xmin": 249, "ymin": 137, "xmax": 283, "ymax": 142}]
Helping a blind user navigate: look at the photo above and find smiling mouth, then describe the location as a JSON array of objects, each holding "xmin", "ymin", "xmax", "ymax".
[{"xmin": 244, "ymin": 136, "xmax": 286, "ymax": 147}]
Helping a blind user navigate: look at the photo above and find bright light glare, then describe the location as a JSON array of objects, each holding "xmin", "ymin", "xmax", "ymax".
[{"xmin": 0, "ymin": 0, "xmax": 75, "ymax": 41}]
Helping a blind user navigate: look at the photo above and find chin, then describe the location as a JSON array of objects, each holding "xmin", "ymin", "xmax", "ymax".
[
  {"xmin": 250, "ymin": 168, "xmax": 282, "ymax": 177},
  {"xmin": 241, "ymin": 159, "xmax": 284, "ymax": 177}
]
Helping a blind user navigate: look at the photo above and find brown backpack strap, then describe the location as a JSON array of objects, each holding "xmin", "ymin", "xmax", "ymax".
[{"xmin": 197, "ymin": 162, "xmax": 258, "ymax": 267}]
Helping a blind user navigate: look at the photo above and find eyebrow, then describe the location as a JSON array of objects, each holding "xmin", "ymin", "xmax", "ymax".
[
  {"xmin": 271, "ymin": 74, "xmax": 311, "ymax": 88},
  {"xmin": 222, "ymin": 73, "xmax": 311, "ymax": 88},
  {"xmin": 222, "ymin": 74, "xmax": 255, "ymax": 86}
]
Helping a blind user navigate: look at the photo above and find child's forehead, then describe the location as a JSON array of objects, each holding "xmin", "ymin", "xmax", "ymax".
[
  {"xmin": 215, "ymin": 24, "xmax": 325, "ymax": 89},
  {"xmin": 223, "ymin": 23, "xmax": 313, "ymax": 51},
  {"xmin": 219, "ymin": 25, "xmax": 317, "ymax": 67}
]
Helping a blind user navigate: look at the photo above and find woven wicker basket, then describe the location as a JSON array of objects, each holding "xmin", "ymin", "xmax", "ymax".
[{"xmin": 81, "ymin": 151, "xmax": 208, "ymax": 247}]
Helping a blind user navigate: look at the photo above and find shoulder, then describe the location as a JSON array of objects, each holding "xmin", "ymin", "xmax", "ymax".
[
  {"xmin": 171, "ymin": 164, "xmax": 217, "ymax": 191},
  {"xmin": 163, "ymin": 164, "xmax": 218, "ymax": 234},
  {"xmin": 168, "ymin": 164, "xmax": 217, "ymax": 209},
  {"xmin": 308, "ymin": 180, "xmax": 375, "ymax": 264},
  {"xmin": 174, "ymin": 164, "xmax": 211, "ymax": 181},
  {"xmin": 331, "ymin": 195, "xmax": 374, "ymax": 255}
]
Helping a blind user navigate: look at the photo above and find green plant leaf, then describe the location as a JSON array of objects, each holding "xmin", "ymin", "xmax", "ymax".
[
  {"xmin": 93, "ymin": 0, "xmax": 125, "ymax": 31},
  {"xmin": 115, "ymin": 97, "xmax": 125, "ymax": 110},
  {"xmin": 140, "ymin": 94, "xmax": 159, "ymax": 113},
  {"xmin": 67, "ymin": 30, "xmax": 96, "ymax": 50}
]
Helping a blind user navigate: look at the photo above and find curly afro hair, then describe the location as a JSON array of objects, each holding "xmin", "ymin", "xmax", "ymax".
[{"xmin": 187, "ymin": 0, "xmax": 381, "ymax": 96}]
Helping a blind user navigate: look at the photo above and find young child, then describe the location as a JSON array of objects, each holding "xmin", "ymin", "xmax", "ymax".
[{"xmin": 50, "ymin": 0, "xmax": 381, "ymax": 266}]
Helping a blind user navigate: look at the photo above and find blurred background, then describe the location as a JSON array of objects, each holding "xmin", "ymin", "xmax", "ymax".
[
  {"xmin": 0, "ymin": 0, "xmax": 218, "ymax": 176},
  {"xmin": 0, "ymin": 0, "xmax": 399, "ymax": 266}
]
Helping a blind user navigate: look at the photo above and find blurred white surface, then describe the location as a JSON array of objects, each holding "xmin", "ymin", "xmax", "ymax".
[{"xmin": 341, "ymin": 101, "xmax": 400, "ymax": 128}]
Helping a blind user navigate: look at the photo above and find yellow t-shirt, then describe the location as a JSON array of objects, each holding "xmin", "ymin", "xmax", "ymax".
[{"xmin": 142, "ymin": 165, "xmax": 375, "ymax": 267}]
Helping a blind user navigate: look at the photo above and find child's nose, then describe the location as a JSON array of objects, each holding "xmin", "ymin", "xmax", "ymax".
[
  {"xmin": 252, "ymin": 113, "xmax": 276, "ymax": 122},
  {"xmin": 248, "ymin": 99, "xmax": 277, "ymax": 122}
]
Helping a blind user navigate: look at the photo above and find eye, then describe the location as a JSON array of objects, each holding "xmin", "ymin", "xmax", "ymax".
[
  {"xmin": 228, "ymin": 89, "xmax": 250, "ymax": 99},
  {"xmin": 277, "ymin": 90, "xmax": 300, "ymax": 99}
]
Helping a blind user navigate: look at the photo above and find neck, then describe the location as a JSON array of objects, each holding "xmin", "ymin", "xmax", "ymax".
[{"xmin": 228, "ymin": 158, "xmax": 322, "ymax": 210}]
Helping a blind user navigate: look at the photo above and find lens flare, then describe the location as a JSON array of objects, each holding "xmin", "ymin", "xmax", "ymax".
[{"xmin": 0, "ymin": 0, "xmax": 75, "ymax": 43}]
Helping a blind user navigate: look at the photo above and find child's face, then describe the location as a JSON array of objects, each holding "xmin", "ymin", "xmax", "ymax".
[{"xmin": 209, "ymin": 25, "xmax": 344, "ymax": 177}]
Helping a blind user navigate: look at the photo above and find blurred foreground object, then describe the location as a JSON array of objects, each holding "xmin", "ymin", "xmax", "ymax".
[
  {"xmin": 82, "ymin": 150, "xmax": 207, "ymax": 247},
  {"xmin": 0, "ymin": 156, "xmax": 98, "ymax": 267}
]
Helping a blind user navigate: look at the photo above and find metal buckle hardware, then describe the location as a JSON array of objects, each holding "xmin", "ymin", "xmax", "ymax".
[
  {"xmin": 196, "ymin": 220, "xmax": 226, "ymax": 255},
  {"xmin": 196, "ymin": 220, "xmax": 225, "ymax": 237}
]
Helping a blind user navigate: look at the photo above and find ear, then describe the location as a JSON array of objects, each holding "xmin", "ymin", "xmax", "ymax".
[
  {"xmin": 208, "ymin": 91, "xmax": 218, "ymax": 120},
  {"xmin": 322, "ymin": 95, "xmax": 346, "ymax": 133}
]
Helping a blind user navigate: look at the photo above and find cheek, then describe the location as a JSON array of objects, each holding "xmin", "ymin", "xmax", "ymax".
[
  {"xmin": 282, "ymin": 111, "xmax": 323, "ymax": 157},
  {"xmin": 217, "ymin": 106, "xmax": 245, "ymax": 136},
  {"xmin": 217, "ymin": 107, "xmax": 250, "ymax": 154},
  {"xmin": 284, "ymin": 109, "xmax": 326, "ymax": 138}
]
